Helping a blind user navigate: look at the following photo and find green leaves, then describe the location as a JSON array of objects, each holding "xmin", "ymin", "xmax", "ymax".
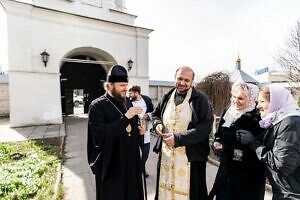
[{"xmin": 0, "ymin": 140, "xmax": 61, "ymax": 200}]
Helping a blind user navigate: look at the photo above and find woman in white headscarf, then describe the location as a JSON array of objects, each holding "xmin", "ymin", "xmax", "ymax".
[
  {"xmin": 209, "ymin": 82, "xmax": 266, "ymax": 200},
  {"xmin": 238, "ymin": 85, "xmax": 300, "ymax": 199}
]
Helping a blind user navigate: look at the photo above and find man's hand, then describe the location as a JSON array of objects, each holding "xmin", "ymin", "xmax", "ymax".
[
  {"xmin": 211, "ymin": 141, "xmax": 223, "ymax": 156},
  {"xmin": 236, "ymin": 129, "xmax": 255, "ymax": 145},
  {"xmin": 138, "ymin": 125, "xmax": 146, "ymax": 135},
  {"xmin": 213, "ymin": 141, "xmax": 223, "ymax": 150},
  {"xmin": 125, "ymin": 106, "xmax": 143, "ymax": 119},
  {"xmin": 155, "ymin": 124, "xmax": 164, "ymax": 136},
  {"xmin": 142, "ymin": 113, "xmax": 150, "ymax": 120},
  {"xmin": 163, "ymin": 133, "xmax": 175, "ymax": 147}
]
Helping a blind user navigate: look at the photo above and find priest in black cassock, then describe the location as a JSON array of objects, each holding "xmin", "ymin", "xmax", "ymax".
[{"xmin": 87, "ymin": 65, "xmax": 146, "ymax": 200}]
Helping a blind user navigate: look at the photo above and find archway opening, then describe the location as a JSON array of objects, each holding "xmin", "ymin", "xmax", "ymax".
[{"xmin": 60, "ymin": 55, "xmax": 106, "ymax": 115}]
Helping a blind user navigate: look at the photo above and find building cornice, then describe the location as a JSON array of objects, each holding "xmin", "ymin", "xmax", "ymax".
[
  {"xmin": 6, "ymin": 0, "xmax": 153, "ymax": 33},
  {"xmin": 8, "ymin": 69, "xmax": 60, "ymax": 75}
]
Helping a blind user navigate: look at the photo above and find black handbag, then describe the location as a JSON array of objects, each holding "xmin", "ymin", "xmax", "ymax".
[{"xmin": 153, "ymin": 136, "xmax": 162, "ymax": 154}]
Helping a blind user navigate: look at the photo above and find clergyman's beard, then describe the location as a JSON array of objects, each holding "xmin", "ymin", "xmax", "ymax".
[
  {"xmin": 176, "ymin": 87, "xmax": 190, "ymax": 95},
  {"xmin": 112, "ymin": 87, "xmax": 125, "ymax": 103},
  {"xmin": 176, "ymin": 84, "xmax": 191, "ymax": 94}
]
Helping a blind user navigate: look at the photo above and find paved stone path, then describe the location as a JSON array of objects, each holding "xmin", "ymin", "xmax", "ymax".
[
  {"xmin": 61, "ymin": 116, "xmax": 272, "ymax": 200},
  {"xmin": 0, "ymin": 115, "xmax": 272, "ymax": 199},
  {"xmin": 62, "ymin": 115, "xmax": 96, "ymax": 200},
  {"xmin": 0, "ymin": 117, "xmax": 65, "ymax": 142}
]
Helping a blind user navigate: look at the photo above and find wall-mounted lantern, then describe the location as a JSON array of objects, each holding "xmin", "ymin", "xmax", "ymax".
[
  {"xmin": 40, "ymin": 49, "xmax": 50, "ymax": 67},
  {"xmin": 127, "ymin": 58, "xmax": 134, "ymax": 71}
]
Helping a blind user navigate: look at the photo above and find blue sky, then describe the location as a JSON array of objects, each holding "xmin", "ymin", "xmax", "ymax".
[{"xmin": 126, "ymin": 0, "xmax": 300, "ymax": 81}]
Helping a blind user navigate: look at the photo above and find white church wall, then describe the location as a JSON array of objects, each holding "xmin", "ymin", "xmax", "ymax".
[
  {"xmin": 6, "ymin": 4, "xmax": 33, "ymax": 72},
  {"xmin": 127, "ymin": 29, "xmax": 150, "ymax": 95},
  {"xmin": 9, "ymin": 72, "xmax": 62, "ymax": 127},
  {"xmin": 27, "ymin": 5, "xmax": 148, "ymax": 74},
  {"xmin": 135, "ymin": 29, "xmax": 150, "ymax": 77},
  {"xmin": 0, "ymin": 3, "xmax": 8, "ymax": 73},
  {"xmin": 11, "ymin": 0, "xmax": 136, "ymax": 26},
  {"xmin": 3, "ymin": 0, "xmax": 151, "ymax": 127}
]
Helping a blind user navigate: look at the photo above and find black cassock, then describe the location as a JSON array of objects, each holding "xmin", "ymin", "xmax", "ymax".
[{"xmin": 87, "ymin": 93, "xmax": 144, "ymax": 200}]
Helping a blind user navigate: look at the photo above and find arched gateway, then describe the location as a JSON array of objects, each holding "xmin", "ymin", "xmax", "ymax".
[
  {"xmin": 2, "ymin": 0, "xmax": 152, "ymax": 127},
  {"xmin": 60, "ymin": 47, "xmax": 116, "ymax": 115}
]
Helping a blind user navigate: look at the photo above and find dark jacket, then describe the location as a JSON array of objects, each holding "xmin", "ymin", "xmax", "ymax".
[
  {"xmin": 131, "ymin": 94, "xmax": 154, "ymax": 146},
  {"xmin": 253, "ymin": 116, "xmax": 300, "ymax": 200},
  {"xmin": 141, "ymin": 94, "xmax": 154, "ymax": 114},
  {"xmin": 152, "ymin": 87, "xmax": 214, "ymax": 162},
  {"xmin": 215, "ymin": 108, "xmax": 265, "ymax": 164},
  {"xmin": 209, "ymin": 108, "xmax": 266, "ymax": 200}
]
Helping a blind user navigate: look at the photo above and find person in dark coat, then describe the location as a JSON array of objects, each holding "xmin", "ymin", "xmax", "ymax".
[
  {"xmin": 209, "ymin": 83, "xmax": 266, "ymax": 200},
  {"xmin": 238, "ymin": 85, "xmax": 300, "ymax": 200},
  {"xmin": 152, "ymin": 66, "xmax": 214, "ymax": 200},
  {"xmin": 129, "ymin": 85, "xmax": 154, "ymax": 178},
  {"xmin": 87, "ymin": 65, "xmax": 146, "ymax": 200}
]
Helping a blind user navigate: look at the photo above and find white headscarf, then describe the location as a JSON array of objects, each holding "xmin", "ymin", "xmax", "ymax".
[{"xmin": 222, "ymin": 83, "xmax": 259, "ymax": 127}]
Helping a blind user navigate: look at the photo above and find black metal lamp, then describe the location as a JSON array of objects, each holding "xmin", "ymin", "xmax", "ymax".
[
  {"xmin": 127, "ymin": 58, "xmax": 134, "ymax": 71},
  {"xmin": 40, "ymin": 49, "xmax": 50, "ymax": 67}
]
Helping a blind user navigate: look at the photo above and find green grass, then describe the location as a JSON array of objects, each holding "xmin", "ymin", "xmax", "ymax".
[{"xmin": 0, "ymin": 139, "xmax": 62, "ymax": 200}]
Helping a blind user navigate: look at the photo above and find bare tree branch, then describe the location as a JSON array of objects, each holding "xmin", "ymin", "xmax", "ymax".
[
  {"xmin": 275, "ymin": 19, "xmax": 300, "ymax": 83},
  {"xmin": 195, "ymin": 72, "xmax": 231, "ymax": 116}
]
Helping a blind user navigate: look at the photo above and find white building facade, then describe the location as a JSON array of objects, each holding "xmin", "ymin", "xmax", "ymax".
[{"xmin": 0, "ymin": 0, "xmax": 152, "ymax": 127}]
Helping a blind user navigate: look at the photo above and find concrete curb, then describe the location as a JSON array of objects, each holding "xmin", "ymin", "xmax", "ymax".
[
  {"xmin": 53, "ymin": 163, "xmax": 62, "ymax": 200},
  {"xmin": 53, "ymin": 135, "xmax": 66, "ymax": 200}
]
